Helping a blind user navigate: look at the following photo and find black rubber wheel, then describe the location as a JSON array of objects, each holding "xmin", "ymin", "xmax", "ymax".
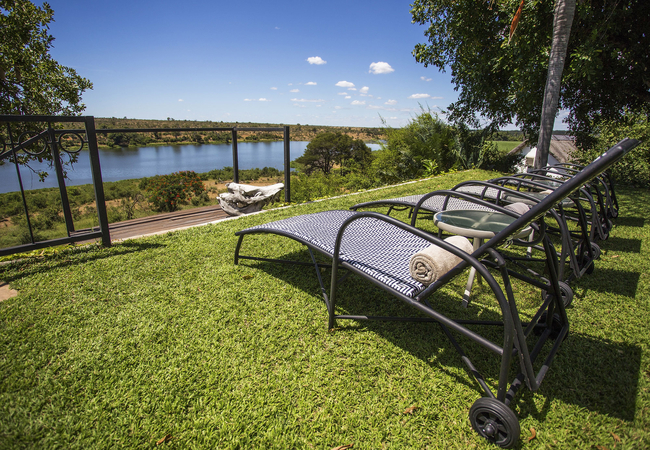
[
  {"xmin": 581, "ymin": 242, "xmax": 600, "ymax": 275},
  {"xmin": 469, "ymin": 398, "xmax": 520, "ymax": 449},
  {"xmin": 590, "ymin": 242, "xmax": 601, "ymax": 260},
  {"xmin": 541, "ymin": 280, "xmax": 574, "ymax": 308}
]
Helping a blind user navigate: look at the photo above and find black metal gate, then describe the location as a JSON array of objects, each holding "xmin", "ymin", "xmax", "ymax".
[{"xmin": 0, "ymin": 115, "xmax": 111, "ymax": 257}]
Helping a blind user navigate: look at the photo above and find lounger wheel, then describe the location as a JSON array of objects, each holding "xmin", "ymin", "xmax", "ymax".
[
  {"xmin": 580, "ymin": 242, "xmax": 600, "ymax": 274},
  {"xmin": 469, "ymin": 397, "xmax": 520, "ymax": 448},
  {"xmin": 541, "ymin": 280, "xmax": 574, "ymax": 308}
]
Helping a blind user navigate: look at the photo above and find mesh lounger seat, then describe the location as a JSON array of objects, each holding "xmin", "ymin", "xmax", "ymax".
[{"xmin": 233, "ymin": 139, "xmax": 639, "ymax": 448}]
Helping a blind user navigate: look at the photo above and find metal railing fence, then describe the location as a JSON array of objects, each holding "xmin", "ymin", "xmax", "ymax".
[{"xmin": 0, "ymin": 115, "xmax": 291, "ymax": 257}]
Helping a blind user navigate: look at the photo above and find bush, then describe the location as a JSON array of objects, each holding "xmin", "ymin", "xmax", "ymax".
[
  {"xmin": 142, "ymin": 171, "xmax": 206, "ymax": 212},
  {"xmin": 480, "ymin": 141, "xmax": 524, "ymax": 173},
  {"xmin": 575, "ymin": 111, "xmax": 650, "ymax": 187},
  {"xmin": 290, "ymin": 173, "xmax": 345, "ymax": 203},
  {"xmin": 374, "ymin": 107, "xmax": 456, "ymax": 183}
]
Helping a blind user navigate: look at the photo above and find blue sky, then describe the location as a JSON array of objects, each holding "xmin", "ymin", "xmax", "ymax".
[{"xmin": 44, "ymin": 0, "xmax": 462, "ymax": 128}]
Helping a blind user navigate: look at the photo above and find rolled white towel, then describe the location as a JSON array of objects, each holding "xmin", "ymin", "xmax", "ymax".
[
  {"xmin": 504, "ymin": 202, "xmax": 530, "ymax": 215},
  {"xmin": 409, "ymin": 235, "xmax": 473, "ymax": 286}
]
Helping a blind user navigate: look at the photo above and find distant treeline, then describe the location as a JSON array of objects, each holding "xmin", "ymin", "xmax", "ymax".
[
  {"xmin": 93, "ymin": 117, "xmax": 526, "ymax": 148},
  {"xmin": 94, "ymin": 118, "xmax": 387, "ymax": 148}
]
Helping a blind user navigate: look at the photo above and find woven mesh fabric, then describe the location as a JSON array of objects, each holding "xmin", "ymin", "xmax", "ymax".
[
  {"xmin": 240, "ymin": 210, "xmax": 441, "ymax": 297},
  {"xmin": 454, "ymin": 185, "xmax": 502, "ymax": 199},
  {"xmin": 385, "ymin": 194, "xmax": 496, "ymax": 213}
]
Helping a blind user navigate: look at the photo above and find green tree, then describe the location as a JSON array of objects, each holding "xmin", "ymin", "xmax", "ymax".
[
  {"xmin": 373, "ymin": 108, "xmax": 456, "ymax": 183},
  {"xmin": 411, "ymin": 0, "xmax": 650, "ymax": 151},
  {"xmin": 574, "ymin": 110, "xmax": 650, "ymax": 188},
  {"xmin": 294, "ymin": 132, "xmax": 369, "ymax": 176},
  {"xmin": 0, "ymin": 0, "xmax": 92, "ymax": 116}
]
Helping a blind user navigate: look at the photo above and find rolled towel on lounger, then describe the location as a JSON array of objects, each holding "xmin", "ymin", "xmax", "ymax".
[
  {"xmin": 409, "ymin": 235, "xmax": 473, "ymax": 285},
  {"xmin": 504, "ymin": 202, "xmax": 530, "ymax": 215}
]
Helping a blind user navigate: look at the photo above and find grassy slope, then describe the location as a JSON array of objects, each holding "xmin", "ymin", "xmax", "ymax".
[{"xmin": 0, "ymin": 170, "xmax": 648, "ymax": 449}]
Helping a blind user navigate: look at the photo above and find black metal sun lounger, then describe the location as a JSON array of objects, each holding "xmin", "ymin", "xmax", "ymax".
[{"xmin": 233, "ymin": 139, "xmax": 639, "ymax": 448}]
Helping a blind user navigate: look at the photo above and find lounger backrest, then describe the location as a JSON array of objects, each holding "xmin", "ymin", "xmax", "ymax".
[{"xmin": 483, "ymin": 138, "xmax": 639, "ymax": 250}]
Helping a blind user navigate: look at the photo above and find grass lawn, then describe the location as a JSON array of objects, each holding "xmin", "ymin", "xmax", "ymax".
[
  {"xmin": 492, "ymin": 141, "xmax": 523, "ymax": 153},
  {"xmin": 1, "ymin": 170, "xmax": 649, "ymax": 449}
]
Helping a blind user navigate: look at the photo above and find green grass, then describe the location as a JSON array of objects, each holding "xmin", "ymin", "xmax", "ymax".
[
  {"xmin": 492, "ymin": 141, "xmax": 523, "ymax": 153},
  {"xmin": 1, "ymin": 170, "xmax": 649, "ymax": 449}
]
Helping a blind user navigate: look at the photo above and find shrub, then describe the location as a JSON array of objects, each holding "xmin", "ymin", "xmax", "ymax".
[
  {"xmin": 142, "ymin": 171, "xmax": 206, "ymax": 212},
  {"xmin": 480, "ymin": 141, "xmax": 524, "ymax": 173},
  {"xmin": 575, "ymin": 111, "xmax": 650, "ymax": 187}
]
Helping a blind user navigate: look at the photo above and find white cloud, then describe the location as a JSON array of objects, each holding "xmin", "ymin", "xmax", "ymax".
[
  {"xmin": 244, "ymin": 99, "xmax": 253, "ymax": 102},
  {"xmin": 305, "ymin": 81, "xmax": 317, "ymax": 86},
  {"xmin": 291, "ymin": 98, "xmax": 325, "ymax": 102},
  {"xmin": 351, "ymin": 100, "xmax": 366, "ymax": 106},
  {"xmin": 244, "ymin": 98, "xmax": 271, "ymax": 102},
  {"xmin": 270, "ymin": 87, "xmax": 278, "ymax": 90},
  {"xmin": 336, "ymin": 81, "xmax": 355, "ymax": 88},
  {"xmin": 408, "ymin": 93, "xmax": 432, "ymax": 99},
  {"xmin": 348, "ymin": 87, "xmax": 357, "ymax": 91},
  {"xmin": 178, "ymin": 99, "xmax": 184, "ymax": 102},
  {"xmin": 359, "ymin": 86, "xmax": 370, "ymax": 94},
  {"xmin": 385, "ymin": 99, "xmax": 398, "ymax": 105},
  {"xmin": 369, "ymin": 62, "xmax": 394, "ymax": 74},
  {"xmin": 259, "ymin": 98, "xmax": 270, "ymax": 102},
  {"xmin": 420, "ymin": 76, "xmax": 432, "ymax": 82},
  {"xmin": 345, "ymin": 96, "xmax": 351, "ymax": 99},
  {"xmin": 290, "ymin": 89, "xmax": 300, "ymax": 93},
  {"xmin": 307, "ymin": 56, "xmax": 327, "ymax": 65},
  {"xmin": 337, "ymin": 92, "xmax": 348, "ymax": 95}
]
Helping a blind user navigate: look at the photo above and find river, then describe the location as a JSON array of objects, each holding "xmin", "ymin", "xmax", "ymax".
[{"xmin": 0, "ymin": 141, "xmax": 381, "ymax": 194}]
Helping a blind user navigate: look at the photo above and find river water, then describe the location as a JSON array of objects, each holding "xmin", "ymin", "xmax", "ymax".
[{"xmin": 0, "ymin": 141, "xmax": 380, "ymax": 194}]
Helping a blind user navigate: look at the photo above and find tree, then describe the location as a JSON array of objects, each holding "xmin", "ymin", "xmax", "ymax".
[
  {"xmin": 535, "ymin": 0, "xmax": 576, "ymax": 169},
  {"xmin": 373, "ymin": 108, "xmax": 456, "ymax": 183},
  {"xmin": 0, "ymin": 0, "xmax": 93, "ymax": 116},
  {"xmin": 294, "ymin": 132, "xmax": 369, "ymax": 176},
  {"xmin": 411, "ymin": 0, "xmax": 650, "ymax": 152}
]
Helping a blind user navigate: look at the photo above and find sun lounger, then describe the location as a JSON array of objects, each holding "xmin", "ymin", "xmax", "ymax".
[{"xmin": 233, "ymin": 139, "xmax": 639, "ymax": 448}]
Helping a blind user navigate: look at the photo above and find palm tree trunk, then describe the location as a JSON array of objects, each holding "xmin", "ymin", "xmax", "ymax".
[{"xmin": 535, "ymin": 0, "xmax": 576, "ymax": 169}]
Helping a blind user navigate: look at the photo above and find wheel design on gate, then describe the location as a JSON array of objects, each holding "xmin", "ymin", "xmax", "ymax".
[{"xmin": 469, "ymin": 397, "xmax": 520, "ymax": 448}]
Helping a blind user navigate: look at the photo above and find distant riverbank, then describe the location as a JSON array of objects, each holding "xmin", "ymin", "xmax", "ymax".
[{"xmin": 0, "ymin": 141, "xmax": 382, "ymax": 194}]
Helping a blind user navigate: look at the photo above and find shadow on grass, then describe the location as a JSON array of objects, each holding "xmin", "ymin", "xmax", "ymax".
[
  {"xmin": 0, "ymin": 240, "xmax": 166, "ymax": 283},
  {"xmin": 601, "ymin": 236, "xmax": 643, "ymax": 253},
  {"xmin": 575, "ymin": 267, "xmax": 640, "ymax": 298},
  {"xmin": 519, "ymin": 332, "xmax": 641, "ymax": 423},
  {"xmin": 613, "ymin": 216, "xmax": 645, "ymax": 228},
  {"xmin": 239, "ymin": 248, "xmax": 641, "ymax": 425}
]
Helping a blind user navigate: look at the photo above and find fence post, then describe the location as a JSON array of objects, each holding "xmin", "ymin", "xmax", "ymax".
[
  {"xmin": 232, "ymin": 128, "xmax": 239, "ymax": 184},
  {"xmin": 284, "ymin": 126, "xmax": 290, "ymax": 203},
  {"xmin": 85, "ymin": 117, "xmax": 111, "ymax": 247}
]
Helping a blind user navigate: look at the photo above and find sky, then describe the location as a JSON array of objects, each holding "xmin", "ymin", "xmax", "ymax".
[
  {"xmin": 44, "ymin": 0, "xmax": 565, "ymax": 130},
  {"xmin": 41, "ymin": 0, "xmax": 460, "ymax": 128}
]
